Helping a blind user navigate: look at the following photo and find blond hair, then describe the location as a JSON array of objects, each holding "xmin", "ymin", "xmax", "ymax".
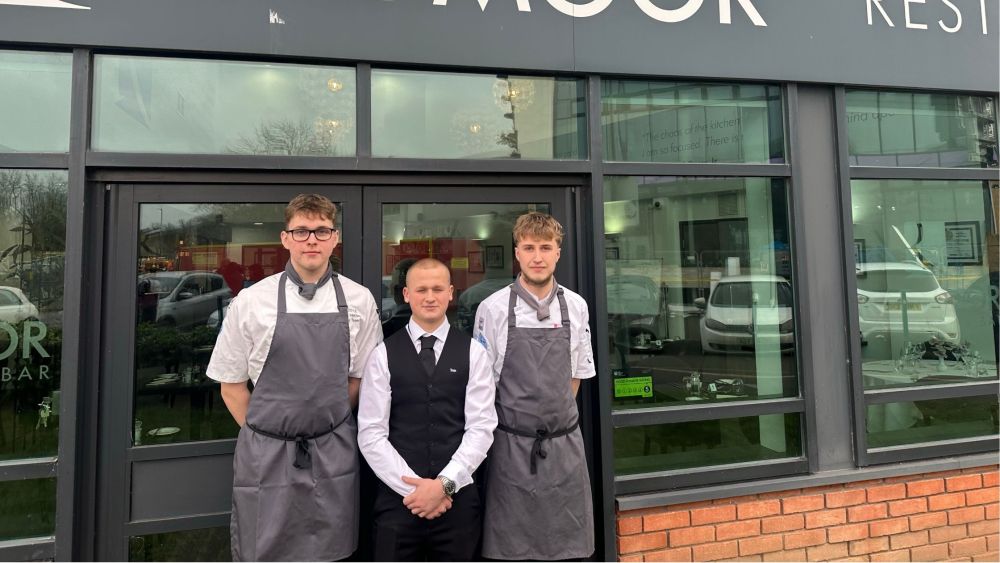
[{"xmin": 513, "ymin": 212, "xmax": 564, "ymax": 246}]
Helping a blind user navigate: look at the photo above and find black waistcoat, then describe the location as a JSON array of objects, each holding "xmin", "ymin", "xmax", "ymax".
[{"xmin": 385, "ymin": 324, "xmax": 471, "ymax": 479}]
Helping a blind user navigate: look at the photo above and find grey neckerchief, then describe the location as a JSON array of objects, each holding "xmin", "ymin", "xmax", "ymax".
[
  {"xmin": 511, "ymin": 275, "xmax": 559, "ymax": 321},
  {"xmin": 284, "ymin": 261, "xmax": 333, "ymax": 301}
]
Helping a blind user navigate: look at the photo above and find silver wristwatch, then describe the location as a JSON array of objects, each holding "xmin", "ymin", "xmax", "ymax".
[{"xmin": 437, "ymin": 475, "xmax": 456, "ymax": 498}]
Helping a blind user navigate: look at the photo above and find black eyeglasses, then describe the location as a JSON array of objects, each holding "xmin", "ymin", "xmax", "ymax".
[{"xmin": 284, "ymin": 227, "xmax": 337, "ymax": 242}]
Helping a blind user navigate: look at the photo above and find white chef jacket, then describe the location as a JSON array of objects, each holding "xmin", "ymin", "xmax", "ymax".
[
  {"xmin": 358, "ymin": 318, "xmax": 497, "ymax": 497},
  {"xmin": 206, "ymin": 272, "xmax": 382, "ymax": 384},
  {"xmin": 472, "ymin": 283, "xmax": 597, "ymax": 381}
]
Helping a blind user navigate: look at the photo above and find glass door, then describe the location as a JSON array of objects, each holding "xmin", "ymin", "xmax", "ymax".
[
  {"xmin": 98, "ymin": 184, "xmax": 361, "ymax": 561},
  {"xmin": 97, "ymin": 182, "xmax": 581, "ymax": 561},
  {"xmin": 363, "ymin": 186, "xmax": 575, "ymax": 339}
]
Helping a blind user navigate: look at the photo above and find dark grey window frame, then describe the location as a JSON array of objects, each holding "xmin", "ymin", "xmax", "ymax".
[
  {"xmin": 592, "ymin": 80, "xmax": 812, "ymax": 501},
  {"xmin": 835, "ymin": 86, "xmax": 1000, "ymax": 468},
  {"xmin": 0, "ymin": 46, "xmax": 81, "ymax": 563}
]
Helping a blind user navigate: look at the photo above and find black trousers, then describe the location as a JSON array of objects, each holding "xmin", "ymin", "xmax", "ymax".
[{"xmin": 372, "ymin": 482, "xmax": 481, "ymax": 562}]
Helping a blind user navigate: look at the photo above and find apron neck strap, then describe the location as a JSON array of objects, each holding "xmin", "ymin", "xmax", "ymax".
[
  {"xmin": 556, "ymin": 288, "xmax": 570, "ymax": 328},
  {"xmin": 278, "ymin": 273, "xmax": 288, "ymax": 313},
  {"xmin": 331, "ymin": 274, "xmax": 348, "ymax": 312},
  {"xmin": 508, "ymin": 284, "xmax": 570, "ymax": 328},
  {"xmin": 278, "ymin": 272, "xmax": 348, "ymax": 314}
]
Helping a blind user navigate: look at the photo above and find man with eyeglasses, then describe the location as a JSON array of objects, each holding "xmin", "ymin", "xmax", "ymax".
[{"xmin": 207, "ymin": 193, "xmax": 382, "ymax": 562}]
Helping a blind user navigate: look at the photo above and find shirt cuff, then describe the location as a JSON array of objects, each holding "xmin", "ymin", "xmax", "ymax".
[{"xmin": 438, "ymin": 460, "xmax": 473, "ymax": 493}]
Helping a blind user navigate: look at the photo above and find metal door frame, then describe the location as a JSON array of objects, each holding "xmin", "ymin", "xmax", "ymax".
[
  {"xmin": 96, "ymin": 183, "xmax": 363, "ymax": 561},
  {"xmin": 95, "ymin": 180, "xmax": 596, "ymax": 561}
]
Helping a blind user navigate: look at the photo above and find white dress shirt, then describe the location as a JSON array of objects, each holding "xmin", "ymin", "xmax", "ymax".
[
  {"xmin": 472, "ymin": 283, "xmax": 597, "ymax": 382},
  {"xmin": 206, "ymin": 272, "xmax": 383, "ymax": 383},
  {"xmin": 358, "ymin": 318, "xmax": 497, "ymax": 497}
]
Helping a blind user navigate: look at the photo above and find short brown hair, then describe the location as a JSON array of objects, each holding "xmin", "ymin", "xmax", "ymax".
[
  {"xmin": 513, "ymin": 212, "xmax": 564, "ymax": 246},
  {"xmin": 285, "ymin": 193, "xmax": 337, "ymax": 226}
]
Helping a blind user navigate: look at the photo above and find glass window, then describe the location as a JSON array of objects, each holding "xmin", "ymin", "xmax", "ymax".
[
  {"xmin": 604, "ymin": 176, "xmax": 798, "ymax": 412},
  {"xmin": 0, "ymin": 478, "xmax": 56, "ymax": 541},
  {"xmin": 847, "ymin": 90, "xmax": 998, "ymax": 168},
  {"xmin": 0, "ymin": 170, "xmax": 67, "ymax": 461},
  {"xmin": 867, "ymin": 395, "xmax": 998, "ymax": 448},
  {"xmin": 372, "ymin": 69, "xmax": 586, "ymax": 159},
  {"xmin": 0, "ymin": 50, "xmax": 72, "ymax": 153},
  {"xmin": 93, "ymin": 56, "xmax": 356, "ymax": 156},
  {"xmin": 129, "ymin": 527, "xmax": 230, "ymax": 561},
  {"xmin": 602, "ymin": 80, "xmax": 784, "ymax": 164},
  {"xmin": 851, "ymin": 180, "xmax": 998, "ymax": 391},
  {"xmin": 133, "ymin": 203, "xmax": 344, "ymax": 445},
  {"xmin": 380, "ymin": 202, "xmax": 549, "ymax": 339},
  {"xmin": 615, "ymin": 413, "xmax": 802, "ymax": 475}
]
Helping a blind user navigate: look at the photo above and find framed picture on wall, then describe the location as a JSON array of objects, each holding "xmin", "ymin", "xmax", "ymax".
[
  {"xmin": 945, "ymin": 221, "xmax": 982, "ymax": 265},
  {"xmin": 468, "ymin": 251, "xmax": 484, "ymax": 273},
  {"xmin": 605, "ymin": 247, "xmax": 620, "ymax": 260},
  {"xmin": 853, "ymin": 239, "xmax": 866, "ymax": 265},
  {"xmin": 486, "ymin": 245, "xmax": 504, "ymax": 268}
]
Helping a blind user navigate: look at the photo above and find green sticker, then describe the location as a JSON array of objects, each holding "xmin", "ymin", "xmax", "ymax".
[{"xmin": 614, "ymin": 376, "xmax": 653, "ymax": 398}]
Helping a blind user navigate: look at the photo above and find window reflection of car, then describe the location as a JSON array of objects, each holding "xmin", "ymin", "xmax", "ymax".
[
  {"xmin": 607, "ymin": 274, "xmax": 667, "ymax": 353},
  {"xmin": 0, "ymin": 286, "xmax": 39, "ymax": 323},
  {"xmin": 207, "ymin": 297, "xmax": 232, "ymax": 330},
  {"xmin": 856, "ymin": 262, "xmax": 961, "ymax": 346},
  {"xmin": 456, "ymin": 278, "xmax": 513, "ymax": 333},
  {"xmin": 696, "ymin": 275, "xmax": 795, "ymax": 354},
  {"xmin": 138, "ymin": 271, "xmax": 232, "ymax": 329}
]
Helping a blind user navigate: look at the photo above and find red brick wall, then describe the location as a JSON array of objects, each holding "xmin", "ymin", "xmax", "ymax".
[{"xmin": 617, "ymin": 465, "xmax": 999, "ymax": 562}]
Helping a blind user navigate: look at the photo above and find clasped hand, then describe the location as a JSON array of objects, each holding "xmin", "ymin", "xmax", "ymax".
[{"xmin": 401, "ymin": 476, "xmax": 452, "ymax": 519}]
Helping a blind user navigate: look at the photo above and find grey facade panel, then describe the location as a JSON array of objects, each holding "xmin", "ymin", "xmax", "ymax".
[{"xmin": 0, "ymin": 0, "xmax": 995, "ymax": 91}]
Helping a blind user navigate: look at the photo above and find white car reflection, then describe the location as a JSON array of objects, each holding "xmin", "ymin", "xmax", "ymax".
[
  {"xmin": 696, "ymin": 275, "xmax": 795, "ymax": 354},
  {"xmin": 138, "ymin": 271, "xmax": 232, "ymax": 329},
  {"xmin": 0, "ymin": 286, "xmax": 39, "ymax": 323},
  {"xmin": 857, "ymin": 262, "xmax": 961, "ymax": 346}
]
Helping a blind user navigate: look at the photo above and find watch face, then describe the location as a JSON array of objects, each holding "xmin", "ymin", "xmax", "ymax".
[{"xmin": 440, "ymin": 476, "xmax": 456, "ymax": 495}]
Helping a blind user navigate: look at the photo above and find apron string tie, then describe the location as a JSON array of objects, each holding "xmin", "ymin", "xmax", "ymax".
[
  {"xmin": 497, "ymin": 420, "xmax": 580, "ymax": 475},
  {"xmin": 245, "ymin": 409, "xmax": 351, "ymax": 469},
  {"xmin": 293, "ymin": 437, "xmax": 312, "ymax": 470}
]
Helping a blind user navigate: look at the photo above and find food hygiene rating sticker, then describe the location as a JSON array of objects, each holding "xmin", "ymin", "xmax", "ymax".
[{"xmin": 614, "ymin": 376, "xmax": 653, "ymax": 398}]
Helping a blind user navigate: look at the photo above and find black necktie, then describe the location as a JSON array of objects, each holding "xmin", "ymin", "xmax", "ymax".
[{"xmin": 419, "ymin": 335, "xmax": 437, "ymax": 376}]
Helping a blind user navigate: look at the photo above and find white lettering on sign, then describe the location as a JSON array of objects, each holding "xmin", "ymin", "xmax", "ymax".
[
  {"xmin": 0, "ymin": 365, "xmax": 50, "ymax": 382},
  {"xmin": 0, "ymin": 321, "xmax": 50, "ymax": 360},
  {"xmin": 0, "ymin": 0, "xmax": 89, "ymax": 8},
  {"xmin": 867, "ymin": 0, "xmax": 989, "ymax": 34},
  {"xmin": 547, "ymin": 0, "xmax": 614, "ymax": 18},
  {"xmin": 433, "ymin": 0, "xmax": 533, "ymax": 11},
  {"xmin": 432, "ymin": 0, "xmax": 767, "ymax": 25},
  {"xmin": 718, "ymin": 0, "xmax": 766, "ymax": 25},
  {"xmin": 940, "ymin": 0, "xmax": 962, "ymax": 32},
  {"xmin": 905, "ymin": 0, "xmax": 928, "ymax": 29},
  {"xmin": 868, "ymin": 0, "xmax": 896, "ymax": 26}
]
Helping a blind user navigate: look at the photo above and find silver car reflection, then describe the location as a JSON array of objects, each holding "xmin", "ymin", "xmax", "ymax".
[
  {"xmin": 138, "ymin": 271, "xmax": 232, "ymax": 329},
  {"xmin": 696, "ymin": 275, "xmax": 795, "ymax": 354},
  {"xmin": 856, "ymin": 262, "xmax": 961, "ymax": 346},
  {"xmin": 0, "ymin": 286, "xmax": 39, "ymax": 324}
]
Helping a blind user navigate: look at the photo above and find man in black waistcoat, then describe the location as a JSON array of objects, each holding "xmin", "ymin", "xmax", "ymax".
[{"xmin": 358, "ymin": 258, "xmax": 497, "ymax": 561}]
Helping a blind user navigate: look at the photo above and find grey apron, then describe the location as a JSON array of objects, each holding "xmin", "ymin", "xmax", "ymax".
[
  {"xmin": 230, "ymin": 273, "xmax": 359, "ymax": 562},
  {"xmin": 482, "ymin": 287, "xmax": 595, "ymax": 560}
]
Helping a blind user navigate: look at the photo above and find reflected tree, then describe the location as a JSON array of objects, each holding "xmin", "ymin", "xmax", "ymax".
[
  {"xmin": 0, "ymin": 170, "xmax": 67, "ymax": 311},
  {"xmin": 228, "ymin": 118, "xmax": 339, "ymax": 156}
]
